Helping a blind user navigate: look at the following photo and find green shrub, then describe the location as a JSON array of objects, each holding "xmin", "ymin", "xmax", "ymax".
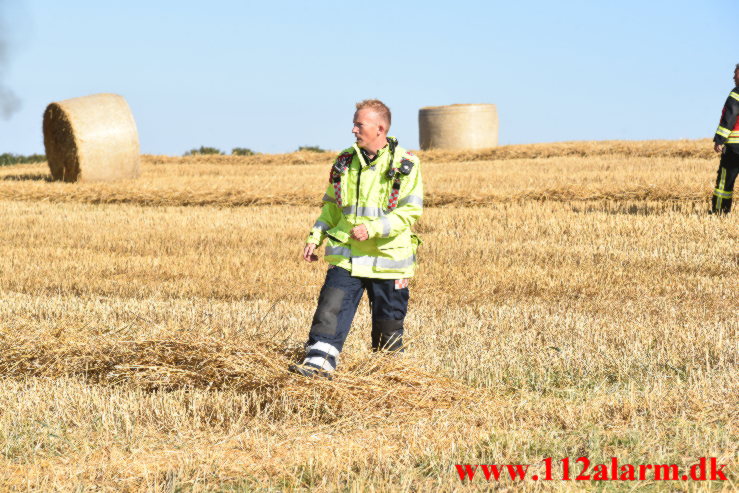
[
  {"xmin": 0, "ymin": 153, "xmax": 47, "ymax": 166},
  {"xmin": 296, "ymin": 146, "xmax": 327, "ymax": 153},
  {"xmin": 231, "ymin": 147, "xmax": 256, "ymax": 156},
  {"xmin": 183, "ymin": 146, "xmax": 224, "ymax": 156}
]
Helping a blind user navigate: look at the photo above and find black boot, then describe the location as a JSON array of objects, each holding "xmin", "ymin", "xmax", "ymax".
[
  {"xmin": 372, "ymin": 319, "xmax": 404, "ymax": 352},
  {"xmin": 288, "ymin": 363, "xmax": 333, "ymax": 380}
]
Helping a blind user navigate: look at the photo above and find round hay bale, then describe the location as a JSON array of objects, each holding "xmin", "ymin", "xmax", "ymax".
[
  {"xmin": 43, "ymin": 93, "xmax": 140, "ymax": 182},
  {"xmin": 418, "ymin": 103, "xmax": 498, "ymax": 150}
]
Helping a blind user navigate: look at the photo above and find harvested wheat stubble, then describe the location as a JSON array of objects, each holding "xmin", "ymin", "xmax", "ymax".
[
  {"xmin": 419, "ymin": 104, "xmax": 499, "ymax": 150},
  {"xmin": 43, "ymin": 93, "xmax": 140, "ymax": 182},
  {"xmin": 418, "ymin": 138, "xmax": 715, "ymax": 162},
  {"xmin": 0, "ymin": 332, "xmax": 477, "ymax": 423},
  {"xmin": 139, "ymin": 139, "xmax": 714, "ymax": 165}
]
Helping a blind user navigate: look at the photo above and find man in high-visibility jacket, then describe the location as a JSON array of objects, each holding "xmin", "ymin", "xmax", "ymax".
[
  {"xmin": 289, "ymin": 99, "xmax": 423, "ymax": 378},
  {"xmin": 711, "ymin": 63, "xmax": 739, "ymax": 214}
]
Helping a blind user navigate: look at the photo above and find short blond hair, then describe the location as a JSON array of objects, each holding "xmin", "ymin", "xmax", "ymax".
[{"xmin": 355, "ymin": 99, "xmax": 391, "ymax": 130}]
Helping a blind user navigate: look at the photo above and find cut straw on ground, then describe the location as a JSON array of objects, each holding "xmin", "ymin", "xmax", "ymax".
[{"xmin": 0, "ymin": 329, "xmax": 478, "ymax": 424}]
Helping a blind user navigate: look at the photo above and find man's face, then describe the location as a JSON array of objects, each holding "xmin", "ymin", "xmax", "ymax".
[
  {"xmin": 352, "ymin": 109, "xmax": 383, "ymax": 149},
  {"xmin": 734, "ymin": 69, "xmax": 739, "ymax": 86}
]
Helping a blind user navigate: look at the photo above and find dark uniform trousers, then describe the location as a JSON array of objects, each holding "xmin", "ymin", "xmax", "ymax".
[
  {"xmin": 303, "ymin": 266, "xmax": 408, "ymax": 371},
  {"xmin": 712, "ymin": 146, "xmax": 739, "ymax": 214}
]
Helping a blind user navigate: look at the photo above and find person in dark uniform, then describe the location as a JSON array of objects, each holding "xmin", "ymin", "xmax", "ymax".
[{"xmin": 711, "ymin": 64, "xmax": 739, "ymax": 214}]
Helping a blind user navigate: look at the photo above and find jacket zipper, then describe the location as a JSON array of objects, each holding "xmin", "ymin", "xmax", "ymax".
[{"xmin": 355, "ymin": 163, "xmax": 362, "ymax": 218}]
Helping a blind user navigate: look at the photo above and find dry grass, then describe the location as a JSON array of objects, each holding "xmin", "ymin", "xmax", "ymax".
[
  {"xmin": 0, "ymin": 139, "xmax": 736, "ymax": 491},
  {"xmin": 0, "ymin": 330, "xmax": 474, "ymax": 423},
  {"xmin": 0, "ymin": 139, "xmax": 717, "ymax": 208}
]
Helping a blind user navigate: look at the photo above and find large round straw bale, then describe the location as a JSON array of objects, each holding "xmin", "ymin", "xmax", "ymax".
[
  {"xmin": 43, "ymin": 93, "xmax": 140, "ymax": 182},
  {"xmin": 418, "ymin": 103, "xmax": 498, "ymax": 150}
]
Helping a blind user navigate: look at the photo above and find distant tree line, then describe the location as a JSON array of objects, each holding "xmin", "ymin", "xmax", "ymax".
[
  {"xmin": 296, "ymin": 146, "xmax": 327, "ymax": 153},
  {"xmin": 183, "ymin": 145, "xmax": 327, "ymax": 156},
  {"xmin": 184, "ymin": 146, "xmax": 257, "ymax": 156},
  {"xmin": 0, "ymin": 153, "xmax": 47, "ymax": 166},
  {"xmin": 184, "ymin": 146, "xmax": 227, "ymax": 156}
]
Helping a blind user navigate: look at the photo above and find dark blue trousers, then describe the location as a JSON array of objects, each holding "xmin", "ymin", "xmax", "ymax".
[{"xmin": 302, "ymin": 266, "xmax": 409, "ymax": 371}]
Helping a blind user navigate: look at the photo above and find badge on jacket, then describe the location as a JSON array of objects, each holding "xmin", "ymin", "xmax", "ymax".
[
  {"xmin": 394, "ymin": 279, "xmax": 409, "ymax": 290},
  {"xmin": 399, "ymin": 158, "xmax": 414, "ymax": 175}
]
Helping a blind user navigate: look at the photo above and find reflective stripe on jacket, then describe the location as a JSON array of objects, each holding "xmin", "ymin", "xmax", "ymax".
[
  {"xmin": 306, "ymin": 139, "xmax": 423, "ymax": 279},
  {"xmin": 715, "ymin": 88, "xmax": 739, "ymax": 146}
]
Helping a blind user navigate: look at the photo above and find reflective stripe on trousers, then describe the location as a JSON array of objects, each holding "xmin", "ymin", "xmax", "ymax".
[
  {"xmin": 305, "ymin": 266, "xmax": 409, "ymax": 370},
  {"xmin": 303, "ymin": 341, "xmax": 340, "ymax": 371},
  {"xmin": 711, "ymin": 149, "xmax": 739, "ymax": 213},
  {"xmin": 716, "ymin": 167, "xmax": 727, "ymax": 210}
]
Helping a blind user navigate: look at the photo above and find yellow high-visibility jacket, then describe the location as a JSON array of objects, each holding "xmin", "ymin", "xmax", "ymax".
[{"xmin": 306, "ymin": 137, "xmax": 423, "ymax": 279}]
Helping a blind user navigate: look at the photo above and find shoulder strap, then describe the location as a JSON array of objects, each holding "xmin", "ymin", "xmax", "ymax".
[{"xmin": 330, "ymin": 149, "xmax": 354, "ymax": 208}]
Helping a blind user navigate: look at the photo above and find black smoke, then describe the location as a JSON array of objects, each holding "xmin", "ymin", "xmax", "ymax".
[{"xmin": 0, "ymin": 2, "xmax": 21, "ymax": 120}]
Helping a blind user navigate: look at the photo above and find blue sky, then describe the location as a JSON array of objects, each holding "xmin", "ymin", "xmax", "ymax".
[{"xmin": 0, "ymin": 0, "xmax": 737, "ymax": 155}]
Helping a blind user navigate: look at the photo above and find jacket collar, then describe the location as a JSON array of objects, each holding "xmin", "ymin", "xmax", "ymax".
[{"xmin": 354, "ymin": 143, "xmax": 390, "ymax": 169}]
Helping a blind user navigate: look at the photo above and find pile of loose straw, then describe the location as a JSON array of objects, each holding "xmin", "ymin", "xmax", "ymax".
[{"xmin": 0, "ymin": 331, "xmax": 476, "ymax": 423}]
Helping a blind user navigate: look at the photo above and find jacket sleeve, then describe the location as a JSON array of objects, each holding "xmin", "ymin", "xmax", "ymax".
[
  {"xmin": 714, "ymin": 90, "xmax": 739, "ymax": 145},
  {"xmin": 364, "ymin": 158, "xmax": 423, "ymax": 239},
  {"xmin": 306, "ymin": 183, "xmax": 342, "ymax": 245}
]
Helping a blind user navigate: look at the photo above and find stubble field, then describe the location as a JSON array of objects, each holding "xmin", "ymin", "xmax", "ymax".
[{"xmin": 0, "ymin": 139, "xmax": 736, "ymax": 491}]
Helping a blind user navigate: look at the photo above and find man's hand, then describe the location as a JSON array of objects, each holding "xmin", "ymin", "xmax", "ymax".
[
  {"xmin": 350, "ymin": 224, "xmax": 369, "ymax": 241},
  {"xmin": 303, "ymin": 243, "xmax": 319, "ymax": 262},
  {"xmin": 714, "ymin": 143, "xmax": 724, "ymax": 154}
]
